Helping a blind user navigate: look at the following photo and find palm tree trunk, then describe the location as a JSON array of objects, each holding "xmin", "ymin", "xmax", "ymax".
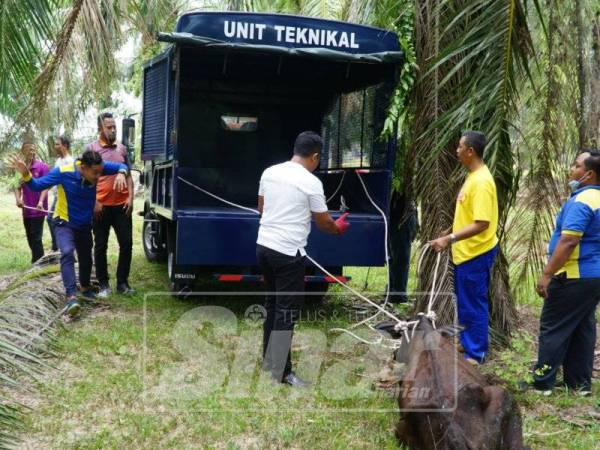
[
  {"xmin": 575, "ymin": 0, "xmax": 589, "ymax": 147},
  {"xmin": 589, "ymin": 9, "xmax": 600, "ymax": 146}
]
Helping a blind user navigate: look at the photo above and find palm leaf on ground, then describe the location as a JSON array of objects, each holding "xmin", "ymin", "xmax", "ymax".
[{"xmin": 0, "ymin": 261, "xmax": 64, "ymax": 449}]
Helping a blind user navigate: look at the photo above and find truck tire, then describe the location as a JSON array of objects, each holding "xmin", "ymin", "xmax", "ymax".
[
  {"xmin": 305, "ymin": 282, "xmax": 330, "ymax": 305},
  {"xmin": 142, "ymin": 212, "xmax": 166, "ymax": 262},
  {"xmin": 304, "ymin": 266, "xmax": 342, "ymax": 305},
  {"xmin": 166, "ymin": 224, "xmax": 192, "ymax": 298}
]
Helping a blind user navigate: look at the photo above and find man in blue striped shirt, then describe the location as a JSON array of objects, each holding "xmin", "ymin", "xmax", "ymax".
[
  {"xmin": 9, "ymin": 150, "xmax": 128, "ymax": 317},
  {"xmin": 533, "ymin": 149, "xmax": 600, "ymax": 395}
]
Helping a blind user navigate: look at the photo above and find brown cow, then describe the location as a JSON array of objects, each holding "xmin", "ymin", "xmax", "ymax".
[{"xmin": 392, "ymin": 316, "xmax": 526, "ymax": 450}]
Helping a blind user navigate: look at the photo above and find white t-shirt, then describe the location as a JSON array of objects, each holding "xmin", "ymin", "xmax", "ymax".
[
  {"xmin": 51, "ymin": 155, "xmax": 74, "ymax": 195},
  {"xmin": 257, "ymin": 161, "xmax": 328, "ymax": 256},
  {"xmin": 55, "ymin": 155, "xmax": 74, "ymax": 168}
]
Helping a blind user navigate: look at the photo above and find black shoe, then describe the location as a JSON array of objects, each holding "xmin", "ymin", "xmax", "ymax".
[
  {"xmin": 116, "ymin": 283, "xmax": 136, "ymax": 295},
  {"xmin": 282, "ymin": 372, "xmax": 311, "ymax": 387},
  {"xmin": 390, "ymin": 295, "xmax": 409, "ymax": 304},
  {"xmin": 517, "ymin": 380, "xmax": 552, "ymax": 396},
  {"xmin": 79, "ymin": 289, "xmax": 97, "ymax": 301}
]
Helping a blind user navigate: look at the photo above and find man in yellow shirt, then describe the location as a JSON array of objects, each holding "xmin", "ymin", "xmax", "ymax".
[{"xmin": 429, "ymin": 131, "xmax": 499, "ymax": 363}]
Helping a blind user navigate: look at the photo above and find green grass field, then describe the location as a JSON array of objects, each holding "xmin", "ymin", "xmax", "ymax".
[{"xmin": 0, "ymin": 192, "xmax": 598, "ymax": 449}]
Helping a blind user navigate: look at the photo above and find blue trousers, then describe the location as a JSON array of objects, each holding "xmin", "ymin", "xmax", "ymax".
[
  {"xmin": 454, "ymin": 245, "xmax": 498, "ymax": 362},
  {"xmin": 54, "ymin": 221, "xmax": 93, "ymax": 297}
]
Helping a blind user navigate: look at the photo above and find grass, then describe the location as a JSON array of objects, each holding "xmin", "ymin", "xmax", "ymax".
[{"xmin": 0, "ymin": 192, "xmax": 598, "ymax": 449}]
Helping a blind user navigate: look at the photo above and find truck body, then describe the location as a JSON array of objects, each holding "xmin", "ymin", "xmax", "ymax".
[{"xmin": 139, "ymin": 11, "xmax": 403, "ymax": 291}]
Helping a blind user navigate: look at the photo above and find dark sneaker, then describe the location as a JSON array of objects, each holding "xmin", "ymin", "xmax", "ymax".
[
  {"xmin": 116, "ymin": 283, "xmax": 135, "ymax": 295},
  {"xmin": 65, "ymin": 298, "xmax": 81, "ymax": 318},
  {"xmin": 80, "ymin": 289, "xmax": 97, "ymax": 301}
]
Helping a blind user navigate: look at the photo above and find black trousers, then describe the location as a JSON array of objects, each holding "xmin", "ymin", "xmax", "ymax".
[
  {"xmin": 23, "ymin": 216, "xmax": 45, "ymax": 263},
  {"xmin": 533, "ymin": 275, "xmax": 600, "ymax": 391},
  {"xmin": 256, "ymin": 244, "xmax": 305, "ymax": 381},
  {"xmin": 93, "ymin": 204, "xmax": 133, "ymax": 286}
]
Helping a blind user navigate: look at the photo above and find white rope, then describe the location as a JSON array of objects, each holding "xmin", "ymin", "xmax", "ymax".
[
  {"xmin": 0, "ymin": 198, "xmax": 54, "ymax": 215},
  {"xmin": 21, "ymin": 205, "xmax": 52, "ymax": 214},
  {"xmin": 329, "ymin": 327, "xmax": 384, "ymax": 346},
  {"xmin": 305, "ymin": 254, "xmax": 404, "ymax": 325},
  {"xmin": 177, "ymin": 176, "xmax": 260, "ymax": 215},
  {"xmin": 177, "ymin": 173, "xmax": 404, "ymax": 328},
  {"xmin": 348, "ymin": 170, "xmax": 391, "ymax": 329},
  {"xmin": 175, "ymin": 173, "xmax": 439, "ymax": 348},
  {"xmin": 417, "ymin": 243, "xmax": 449, "ymax": 316},
  {"xmin": 329, "ymin": 327, "xmax": 404, "ymax": 350},
  {"xmin": 326, "ymin": 170, "xmax": 346, "ymax": 203}
]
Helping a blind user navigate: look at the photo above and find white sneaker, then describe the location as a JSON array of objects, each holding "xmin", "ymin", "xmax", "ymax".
[{"xmin": 97, "ymin": 285, "xmax": 112, "ymax": 298}]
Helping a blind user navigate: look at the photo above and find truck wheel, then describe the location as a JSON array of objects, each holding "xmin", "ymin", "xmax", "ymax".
[
  {"xmin": 142, "ymin": 212, "xmax": 166, "ymax": 262},
  {"xmin": 305, "ymin": 282, "xmax": 330, "ymax": 305},
  {"xmin": 304, "ymin": 266, "xmax": 342, "ymax": 305},
  {"xmin": 166, "ymin": 225, "xmax": 192, "ymax": 298}
]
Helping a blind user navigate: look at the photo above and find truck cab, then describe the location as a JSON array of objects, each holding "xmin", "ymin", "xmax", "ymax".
[{"xmin": 139, "ymin": 12, "xmax": 403, "ymax": 293}]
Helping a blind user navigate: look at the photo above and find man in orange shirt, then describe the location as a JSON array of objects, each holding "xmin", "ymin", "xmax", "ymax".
[{"xmin": 88, "ymin": 112, "xmax": 135, "ymax": 296}]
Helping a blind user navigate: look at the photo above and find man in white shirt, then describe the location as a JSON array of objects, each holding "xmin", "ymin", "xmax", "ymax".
[
  {"xmin": 48, "ymin": 135, "xmax": 74, "ymax": 251},
  {"xmin": 257, "ymin": 131, "xmax": 350, "ymax": 387}
]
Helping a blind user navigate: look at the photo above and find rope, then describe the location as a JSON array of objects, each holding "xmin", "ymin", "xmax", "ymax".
[
  {"xmin": 177, "ymin": 176, "xmax": 260, "ymax": 215},
  {"xmin": 175, "ymin": 174, "xmax": 451, "ymax": 349},
  {"xmin": 21, "ymin": 205, "xmax": 52, "ymax": 214},
  {"xmin": 177, "ymin": 174, "xmax": 404, "ymax": 328},
  {"xmin": 347, "ymin": 170, "xmax": 391, "ymax": 330},
  {"xmin": 305, "ymin": 254, "xmax": 404, "ymax": 325},
  {"xmin": 0, "ymin": 197, "xmax": 54, "ymax": 215},
  {"xmin": 417, "ymin": 243, "xmax": 450, "ymax": 316},
  {"xmin": 326, "ymin": 170, "xmax": 346, "ymax": 203}
]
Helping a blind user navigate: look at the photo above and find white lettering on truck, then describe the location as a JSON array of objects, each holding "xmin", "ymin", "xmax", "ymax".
[
  {"xmin": 223, "ymin": 20, "xmax": 360, "ymax": 49},
  {"xmin": 224, "ymin": 21, "xmax": 267, "ymax": 40}
]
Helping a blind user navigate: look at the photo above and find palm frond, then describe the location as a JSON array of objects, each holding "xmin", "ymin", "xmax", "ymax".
[
  {"xmin": 0, "ymin": 0, "xmax": 58, "ymax": 115},
  {"xmin": 2, "ymin": 0, "xmax": 126, "ymax": 148},
  {"xmin": 0, "ymin": 259, "xmax": 64, "ymax": 448},
  {"xmin": 506, "ymin": 0, "xmax": 580, "ymax": 302}
]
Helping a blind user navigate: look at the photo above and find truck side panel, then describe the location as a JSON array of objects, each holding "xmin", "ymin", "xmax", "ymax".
[
  {"xmin": 141, "ymin": 49, "xmax": 177, "ymax": 161},
  {"xmin": 176, "ymin": 212, "xmax": 384, "ymax": 267}
]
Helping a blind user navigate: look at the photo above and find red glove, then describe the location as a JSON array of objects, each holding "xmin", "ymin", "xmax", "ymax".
[{"xmin": 335, "ymin": 212, "xmax": 350, "ymax": 235}]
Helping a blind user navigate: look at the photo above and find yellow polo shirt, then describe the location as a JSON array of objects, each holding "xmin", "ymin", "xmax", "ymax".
[{"xmin": 452, "ymin": 165, "xmax": 498, "ymax": 264}]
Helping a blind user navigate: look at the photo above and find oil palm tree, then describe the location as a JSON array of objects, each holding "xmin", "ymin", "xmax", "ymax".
[
  {"xmin": 219, "ymin": 0, "xmax": 535, "ymax": 339},
  {"xmin": 0, "ymin": 0, "xmax": 58, "ymax": 115},
  {"xmin": 0, "ymin": 2, "xmax": 186, "ymax": 446},
  {"xmin": 1, "ymin": 0, "xmax": 186, "ymax": 146},
  {"xmin": 409, "ymin": 0, "xmax": 538, "ymax": 341}
]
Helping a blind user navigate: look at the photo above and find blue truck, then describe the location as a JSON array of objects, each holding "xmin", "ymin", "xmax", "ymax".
[{"xmin": 137, "ymin": 11, "xmax": 403, "ymax": 294}]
